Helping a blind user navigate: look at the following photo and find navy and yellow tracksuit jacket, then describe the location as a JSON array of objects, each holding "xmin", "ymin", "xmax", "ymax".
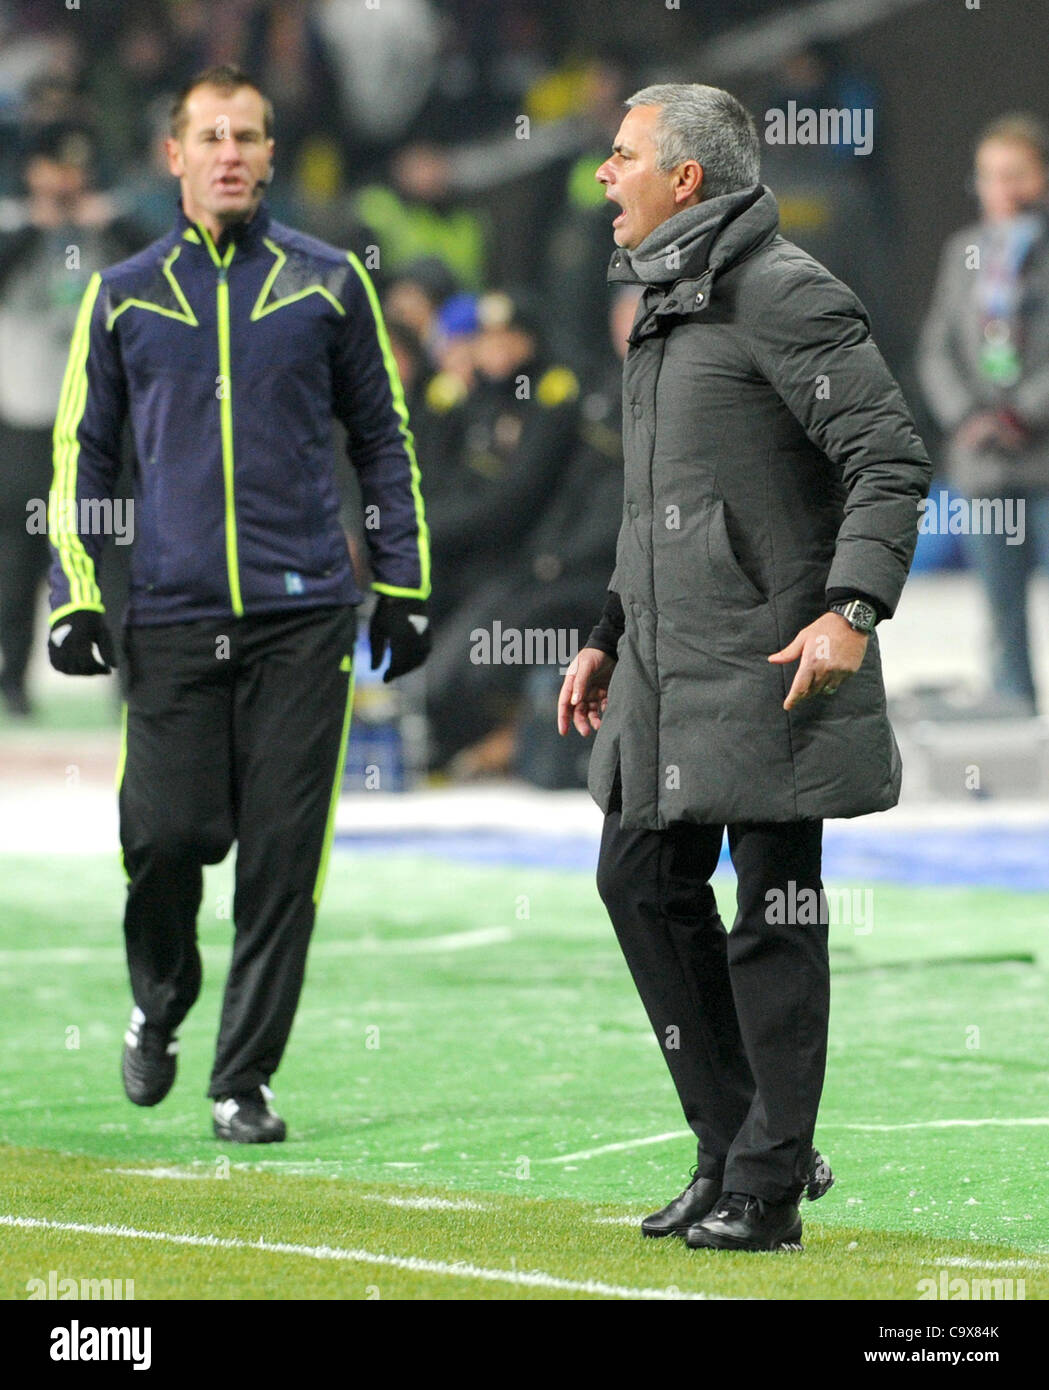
[{"xmin": 48, "ymin": 203, "xmax": 429, "ymax": 628}]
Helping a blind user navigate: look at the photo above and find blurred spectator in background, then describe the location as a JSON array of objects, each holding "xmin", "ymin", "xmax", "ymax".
[
  {"xmin": 87, "ymin": 12, "xmax": 183, "ymax": 177},
  {"xmin": 108, "ymin": 100, "xmax": 184, "ymax": 242},
  {"xmin": 0, "ymin": 125, "xmax": 139, "ymax": 716},
  {"xmin": 429, "ymin": 290, "xmax": 480, "ymax": 390},
  {"xmin": 316, "ymin": 0, "xmax": 442, "ymax": 180},
  {"xmin": 0, "ymin": 11, "xmax": 89, "ymax": 195},
  {"xmin": 447, "ymin": 284, "xmax": 638, "ymax": 787},
  {"xmin": 383, "ymin": 257, "xmax": 461, "ymax": 373},
  {"xmin": 918, "ymin": 114, "xmax": 1049, "ymax": 715},
  {"xmin": 422, "ymin": 288, "xmax": 581, "ymax": 773},
  {"xmin": 242, "ymin": 1, "xmax": 341, "ymax": 175},
  {"xmin": 539, "ymin": 57, "xmax": 631, "ymax": 377},
  {"xmin": 353, "ymin": 143, "xmax": 492, "ymax": 291},
  {"xmin": 752, "ymin": 41, "xmax": 904, "ymax": 375},
  {"xmin": 386, "ymin": 319, "xmax": 428, "ymax": 418},
  {"xmin": 396, "ymin": 293, "xmax": 479, "ymax": 555},
  {"xmin": 425, "ymin": 52, "xmax": 630, "ymax": 293}
]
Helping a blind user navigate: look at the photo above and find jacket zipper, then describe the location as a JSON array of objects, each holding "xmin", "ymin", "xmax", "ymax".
[{"xmin": 200, "ymin": 227, "xmax": 243, "ymax": 617}]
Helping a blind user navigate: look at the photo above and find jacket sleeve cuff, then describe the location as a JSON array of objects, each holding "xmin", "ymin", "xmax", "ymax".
[{"xmin": 585, "ymin": 590, "xmax": 625, "ymax": 657}]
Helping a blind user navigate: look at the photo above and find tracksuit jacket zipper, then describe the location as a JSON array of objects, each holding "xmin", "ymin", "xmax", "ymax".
[{"xmin": 201, "ymin": 227, "xmax": 243, "ymax": 616}]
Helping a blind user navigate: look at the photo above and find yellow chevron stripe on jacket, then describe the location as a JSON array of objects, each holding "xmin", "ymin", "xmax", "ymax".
[
  {"xmin": 346, "ymin": 253, "xmax": 431, "ymax": 601},
  {"xmin": 50, "ymin": 272, "xmax": 105, "ymax": 615}
]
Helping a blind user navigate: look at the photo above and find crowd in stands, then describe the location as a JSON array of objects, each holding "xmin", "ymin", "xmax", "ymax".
[{"xmin": 2, "ymin": 0, "xmax": 1046, "ymax": 773}]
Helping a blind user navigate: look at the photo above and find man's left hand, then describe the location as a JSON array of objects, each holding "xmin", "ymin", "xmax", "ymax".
[
  {"xmin": 768, "ymin": 612, "xmax": 868, "ymax": 711},
  {"xmin": 369, "ymin": 595, "xmax": 431, "ymax": 682}
]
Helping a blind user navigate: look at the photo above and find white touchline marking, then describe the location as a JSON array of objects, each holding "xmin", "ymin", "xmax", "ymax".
[
  {"xmin": 359, "ymin": 1195, "xmax": 490, "ymax": 1212},
  {"xmin": 0, "ymin": 927, "xmax": 513, "ymax": 967},
  {"xmin": 0, "ymin": 1215, "xmax": 732, "ymax": 1300},
  {"xmin": 539, "ymin": 1116, "xmax": 1049, "ymax": 1164},
  {"xmin": 229, "ymin": 1160, "xmax": 352, "ymax": 1170},
  {"xmin": 538, "ymin": 1131, "xmax": 690, "ymax": 1163},
  {"xmin": 318, "ymin": 927, "xmax": 514, "ymax": 954},
  {"xmin": 0, "ymin": 946, "xmax": 125, "ymax": 965},
  {"xmin": 591, "ymin": 1216, "xmax": 642, "ymax": 1226},
  {"xmin": 922, "ymin": 1257, "xmax": 1049, "ymax": 1270},
  {"xmin": 821, "ymin": 1118, "xmax": 1049, "ymax": 1131},
  {"xmin": 107, "ymin": 1167, "xmax": 212, "ymax": 1181}
]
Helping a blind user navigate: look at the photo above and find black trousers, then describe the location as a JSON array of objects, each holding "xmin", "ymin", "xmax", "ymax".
[
  {"xmin": 596, "ymin": 777, "xmax": 828, "ymax": 1205},
  {"xmin": 118, "ymin": 605, "xmax": 357, "ymax": 1098},
  {"xmin": 0, "ymin": 422, "xmax": 52, "ymax": 697}
]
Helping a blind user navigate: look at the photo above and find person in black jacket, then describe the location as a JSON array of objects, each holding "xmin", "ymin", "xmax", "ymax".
[
  {"xmin": 46, "ymin": 66, "xmax": 431, "ymax": 1143},
  {"xmin": 423, "ymin": 288, "xmax": 581, "ymax": 772},
  {"xmin": 428, "ymin": 287, "xmax": 637, "ymax": 786}
]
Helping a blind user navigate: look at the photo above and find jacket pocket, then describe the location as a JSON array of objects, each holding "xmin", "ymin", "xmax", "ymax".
[
  {"xmin": 706, "ymin": 496, "xmax": 766, "ymax": 605},
  {"xmin": 131, "ymin": 470, "xmax": 162, "ymax": 592}
]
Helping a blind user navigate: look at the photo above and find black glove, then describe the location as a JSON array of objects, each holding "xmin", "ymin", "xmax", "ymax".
[
  {"xmin": 48, "ymin": 609, "xmax": 117, "ymax": 675},
  {"xmin": 369, "ymin": 595, "xmax": 430, "ymax": 683}
]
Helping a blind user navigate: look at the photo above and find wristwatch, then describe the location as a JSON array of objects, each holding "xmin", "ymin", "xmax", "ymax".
[{"xmin": 828, "ymin": 598, "xmax": 878, "ymax": 634}]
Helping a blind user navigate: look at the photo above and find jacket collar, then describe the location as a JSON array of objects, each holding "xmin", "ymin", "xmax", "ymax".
[
  {"xmin": 174, "ymin": 201, "xmax": 272, "ymax": 258},
  {"xmin": 608, "ymin": 185, "xmax": 778, "ymax": 341},
  {"xmin": 609, "ymin": 185, "xmax": 776, "ymax": 282}
]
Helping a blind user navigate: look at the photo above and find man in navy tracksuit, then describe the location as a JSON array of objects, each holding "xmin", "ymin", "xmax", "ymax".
[{"xmin": 47, "ymin": 66, "xmax": 431, "ymax": 1142}]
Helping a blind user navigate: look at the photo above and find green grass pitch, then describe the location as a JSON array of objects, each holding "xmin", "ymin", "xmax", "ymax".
[{"xmin": 1, "ymin": 849, "xmax": 1047, "ymax": 1300}]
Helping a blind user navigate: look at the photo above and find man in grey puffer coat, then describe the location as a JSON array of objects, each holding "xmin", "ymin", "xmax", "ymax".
[{"xmin": 558, "ymin": 84, "xmax": 931, "ymax": 1251}]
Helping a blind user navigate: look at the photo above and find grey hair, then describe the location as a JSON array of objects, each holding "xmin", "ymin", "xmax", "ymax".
[
  {"xmin": 976, "ymin": 111, "xmax": 1049, "ymax": 168},
  {"xmin": 626, "ymin": 83, "xmax": 761, "ymax": 200}
]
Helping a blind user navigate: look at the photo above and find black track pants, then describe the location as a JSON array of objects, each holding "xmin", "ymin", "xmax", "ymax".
[
  {"xmin": 597, "ymin": 795, "xmax": 828, "ymax": 1204},
  {"xmin": 0, "ymin": 422, "xmax": 51, "ymax": 696},
  {"xmin": 118, "ymin": 606, "xmax": 357, "ymax": 1097}
]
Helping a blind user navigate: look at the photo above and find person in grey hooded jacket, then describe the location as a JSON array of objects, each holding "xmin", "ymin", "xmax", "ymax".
[
  {"xmin": 557, "ymin": 84, "xmax": 930, "ymax": 1252},
  {"xmin": 918, "ymin": 113, "xmax": 1049, "ymax": 713}
]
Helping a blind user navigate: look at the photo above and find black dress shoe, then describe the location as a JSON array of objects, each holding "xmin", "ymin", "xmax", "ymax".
[
  {"xmin": 212, "ymin": 1085, "xmax": 287, "ymax": 1143},
  {"xmin": 641, "ymin": 1170, "xmax": 722, "ymax": 1237},
  {"xmin": 685, "ymin": 1192, "xmax": 803, "ymax": 1251},
  {"xmin": 122, "ymin": 1006, "xmax": 178, "ymax": 1106}
]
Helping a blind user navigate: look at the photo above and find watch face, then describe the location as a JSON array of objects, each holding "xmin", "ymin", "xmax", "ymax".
[{"xmin": 845, "ymin": 601, "xmax": 876, "ymax": 632}]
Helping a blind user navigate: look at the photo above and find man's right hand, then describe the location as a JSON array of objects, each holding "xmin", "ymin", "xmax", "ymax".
[
  {"xmin": 557, "ymin": 646, "xmax": 615, "ymax": 737},
  {"xmin": 48, "ymin": 610, "xmax": 117, "ymax": 675}
]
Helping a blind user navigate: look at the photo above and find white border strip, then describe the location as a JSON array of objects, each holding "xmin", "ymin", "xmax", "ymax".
[
  {"xmin": 922, "ymin": 1257, "xmax": 1049, "ymax": 1270},
  {"xmin": 540, "ymin": 1117, "xmax": 1049, "ymax": 1164},
  {"xmin": 0, "ymin": 1214, "xmax": 728, "ymax": 1301},
  {"xmin": 0, "ymin": 927, "xmax": 513, "ymax": 967},
  {"xmin": 822, "ymin": 1118, "xmax": 1049, "ymax": 1131},
  {"xmin": 538, "ymin": 1132, "xmax": 691, "ymax": 1163}
]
